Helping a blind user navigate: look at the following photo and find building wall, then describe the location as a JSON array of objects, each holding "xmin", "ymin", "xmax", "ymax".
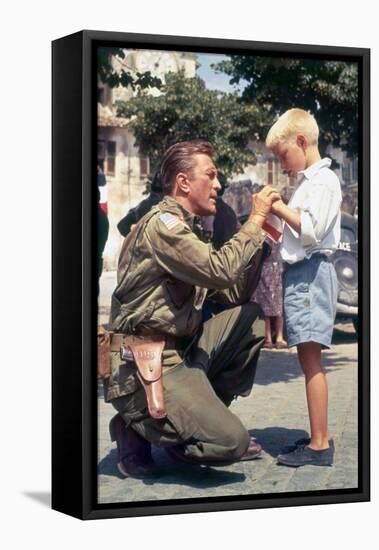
[{"xmin": 98, "ymin": 126, "xmax": 148, "ymax": 269}]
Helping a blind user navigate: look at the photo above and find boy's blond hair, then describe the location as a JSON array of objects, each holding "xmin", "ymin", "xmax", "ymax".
[{"xmin": 266, "ymin": 108, "xmax": 319, "ymax": 148}]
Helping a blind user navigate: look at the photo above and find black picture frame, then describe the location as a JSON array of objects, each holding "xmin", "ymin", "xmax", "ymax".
[{"xmin": 52, "ymin": 30, "xmax": 370, "ymax": 520}]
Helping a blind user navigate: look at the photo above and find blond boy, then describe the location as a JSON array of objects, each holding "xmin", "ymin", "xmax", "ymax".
[{"xmin": 266, "ymin": 108, "xmax": 342, "ymax": 467}]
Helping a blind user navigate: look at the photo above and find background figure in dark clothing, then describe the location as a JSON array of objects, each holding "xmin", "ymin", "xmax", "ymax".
[
  {"xmin": 212, "ymin": 171, "xmax": 238, "ymax": 249},
  {"xmin": 117, "ymin": 172, "xmax": 163, "ymax": 237},
  {"xmin": 97, "ymin": 163, "xmax": 108, "ymax": 215},
  {"xmin": 97, "ymin": 163, "xmax": 107, "ymax": 187},
  {"xmin": 213, "ymin": 197, "xmax": 238, "ymax": 248},
  {"xmin": 202, "ymin": 172, "xmax": 239, "ymax": 321},
  {"xmin": 98, "ymin": 188, "xmax": 109, "ymax": 295}
]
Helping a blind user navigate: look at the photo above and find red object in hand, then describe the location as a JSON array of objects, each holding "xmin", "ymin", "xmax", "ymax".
[{"xmin": 262, "ymin": 214, "xmax": 283, "ymax": 243}]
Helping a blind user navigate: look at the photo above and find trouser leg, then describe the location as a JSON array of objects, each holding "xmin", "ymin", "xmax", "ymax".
[
  {"xmin": 132, "ymin": 364, "xmax": 251, "ymax": 465},
  {"xmin": 188, "ymin": 302, "xmax": 265, "ymax": 403},
  {"xmin": 111, "ymin": 358, "xmax": 251, "ymax": 465},
  {"xmin": 110, "ymin": 303, "xmax": 264, "ymax": 465}
]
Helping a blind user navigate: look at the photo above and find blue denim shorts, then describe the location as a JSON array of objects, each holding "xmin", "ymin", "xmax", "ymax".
[{"xmin": 283, "ymin": 255, "xmax": 338, "ymax": 348}]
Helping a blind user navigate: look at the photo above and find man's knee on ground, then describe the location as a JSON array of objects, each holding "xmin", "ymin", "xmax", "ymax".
[{"xmin": 220, "ymin": 421, "xmax": 250, "ymax": 460}]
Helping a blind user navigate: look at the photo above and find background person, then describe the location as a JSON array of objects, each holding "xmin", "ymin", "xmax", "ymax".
[
  {"xmin": 117, "ymin": 171, "xmax": 163, "ymax": 237},
  {"xmin": 252, "ymin": 238, "xmax": 287, "ymax": 349}
]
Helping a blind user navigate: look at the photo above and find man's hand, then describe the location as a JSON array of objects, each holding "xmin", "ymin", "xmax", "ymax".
[{"xmin": 250, "ymin": 186, "xmax": 281, "ymax": 227}]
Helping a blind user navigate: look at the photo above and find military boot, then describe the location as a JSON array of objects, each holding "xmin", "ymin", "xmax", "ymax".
[{"xmin": 109, "ymin": 414, "xmax": 159, "ymax": 478}]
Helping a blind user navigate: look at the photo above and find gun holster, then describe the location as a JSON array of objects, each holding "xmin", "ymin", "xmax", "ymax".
[{"xmin": 112, "ymin": 333, "xmax": 167, "ymax": 420}]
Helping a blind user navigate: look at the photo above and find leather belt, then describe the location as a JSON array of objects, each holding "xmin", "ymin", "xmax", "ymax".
[
  {"xmin": 283, "ymin": 253, "xmax": 328, "ymax": 271},
  {"xmin": 110, "ymin": 332, "xmax": 183, "ymax": 352}
]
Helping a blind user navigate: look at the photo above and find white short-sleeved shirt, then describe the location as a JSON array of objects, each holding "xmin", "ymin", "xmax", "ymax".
[{"xmin": 280, "ymin": 158, "xmax": 342, "ymax": 264}]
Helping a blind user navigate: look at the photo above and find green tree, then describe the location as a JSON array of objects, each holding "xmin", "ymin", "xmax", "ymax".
[
  {"xmin": 115, "ymin": 71, "xmax": 261, "ymax": 177},
  {"xmin": 213, "ymin": 56, "xmax": 359, "ymax": 157},
  {"xmin": 97, "ymin": 47, "xmax": 162, "ymax": 90}
]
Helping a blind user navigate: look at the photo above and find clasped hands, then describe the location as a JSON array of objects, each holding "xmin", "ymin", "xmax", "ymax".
[{"xmin": 250, "ymin": 185, "xmax": 284, "ymax": 226}]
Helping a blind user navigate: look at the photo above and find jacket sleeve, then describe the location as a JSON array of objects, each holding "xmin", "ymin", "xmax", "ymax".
[
  {"xmin": 117, "ymin": 209, "xmax": 138, "ymax": 237},
  {"xmin": 145, "ymin": 214, "xmax": 267, "ymax": 290},
  {"xmin": 208, "ymin": 242, "xmax": 270, "ymax": 304}
]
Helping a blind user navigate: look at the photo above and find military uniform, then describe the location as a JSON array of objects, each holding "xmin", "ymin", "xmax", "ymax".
[{"xmin": 104, "ymin": 195, "xmax": 268, "ymax": 465}]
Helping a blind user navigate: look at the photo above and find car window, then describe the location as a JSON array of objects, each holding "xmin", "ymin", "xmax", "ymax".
[{"xmin": 340, "ymin": 226, "xmax": 356, "ymax": 244}]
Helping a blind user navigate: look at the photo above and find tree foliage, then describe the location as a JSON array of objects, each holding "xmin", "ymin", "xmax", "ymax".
[
  {"xmin": 115, "ymin": 71, "xmax": 261, "ymax": 177},
  {"xmin": 213, "ymin": 56, "xmax": 359, "ymax": 157},
  {"xmin": 97, "ymin": 47, "xmax": 162, "ymax": 90}
]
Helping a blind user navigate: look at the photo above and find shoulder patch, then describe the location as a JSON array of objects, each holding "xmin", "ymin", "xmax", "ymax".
[{"xmin": 159, "ymin": 213, "xmax": 182, "ymax": 230}]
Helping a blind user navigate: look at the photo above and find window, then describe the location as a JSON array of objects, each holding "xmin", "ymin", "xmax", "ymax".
[
  {"xmin": 140, "ymin": 156, "xmax": 150, "ymax": 178},
  {"xmin": 106, "ymin": 141, "xmax": 116, "ymax": 175},
  {"xmin": 97, "ymin": 140, "xmax": 116, "ymax": 175},
  {"xmin": 97, "ymin": 141, "xmax": 106, "ymax": 168},
  {"xmin": 342, "ymin": 163, "xmax": 351, "ymax": 185},
  {"xmin": 352, "ymin": 158, "xmax": 358, "ymax": 183},
  {"xmin": 340, "ymin": 226, "xmax": 356, "ymax": 244},
  {"xmin": 342, "ymin": 158, "xmax": 358, "ymax": 186}
]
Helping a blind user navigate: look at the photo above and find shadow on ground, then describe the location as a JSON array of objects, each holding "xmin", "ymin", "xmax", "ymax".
[
  {"xmin": 98, "ymin": 448, "xmax": 246, "ymax": 488},
  {"xmin": 248, "ymin": 427, "xmax": 309, "ymax": 457},
  {"xmin": 98, "ymin": 426, "xmax": 312, "ymax": 487},
  {"xmin": 255, "ymin": 347, "xmax": 353, "ymax": 386},
  {"xmin": 332, "ymin": 326, "xmax": 357, "ymax": 344}
]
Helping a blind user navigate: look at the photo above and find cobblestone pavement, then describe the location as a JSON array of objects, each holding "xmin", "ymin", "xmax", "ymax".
[{"xmin": 97, "ymin": 271, "xmax": 358, "ymax": 504}]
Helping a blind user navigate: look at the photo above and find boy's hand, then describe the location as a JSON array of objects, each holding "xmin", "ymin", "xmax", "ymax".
[
  {"xmin": 270, "ymin": 199, "xmax": 286, "ymax": 217},
  {"xmin": 269, "ymin": 199, "xmax": 301, "ymax": 233},
  {"xmin": 250, "ymin": 186, "xmax": 281, "ymax": 226}
]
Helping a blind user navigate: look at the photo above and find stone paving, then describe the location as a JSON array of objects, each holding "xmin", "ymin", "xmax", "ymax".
[{"xmin": 97, "ymin": 271, "xmax": 358, "ymax": 504}]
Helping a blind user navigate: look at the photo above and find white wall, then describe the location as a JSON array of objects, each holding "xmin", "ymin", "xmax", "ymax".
[
  {"xmin": 2, "ymin": 1, "xmax": 377, "ymax": 548},
  {"xmin": 98, "ymin": 126, "xmax": 146, "ymax": 268}
]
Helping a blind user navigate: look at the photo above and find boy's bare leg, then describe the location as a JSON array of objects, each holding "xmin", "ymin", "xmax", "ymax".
[{"xmin": 297, "ymin": 342, "xmax": 331, "ymax": 450}]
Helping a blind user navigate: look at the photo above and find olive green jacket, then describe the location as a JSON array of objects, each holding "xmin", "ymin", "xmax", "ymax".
[{"xmin": 110, "ymin": 196, "xmax": 267, "ymax": 339}]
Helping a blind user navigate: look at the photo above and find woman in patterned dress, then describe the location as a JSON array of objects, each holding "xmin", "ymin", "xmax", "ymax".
[{"xmin": 252, "ymin": 239, "xmax": 287, "ymax": 349}]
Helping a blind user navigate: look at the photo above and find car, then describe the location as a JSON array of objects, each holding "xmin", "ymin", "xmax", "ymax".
[
  {"xmin": 330, "ymin": 212, "xmax": 358, "ymax": 333},
  {"xmin": 238, "ymin": 210, "xmax": 359, "ymax": 332}
]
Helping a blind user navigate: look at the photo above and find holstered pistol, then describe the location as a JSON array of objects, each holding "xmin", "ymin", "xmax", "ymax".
[{"xmin": 123, "ymin": 335, "xmax": 166, "ymax": 420}]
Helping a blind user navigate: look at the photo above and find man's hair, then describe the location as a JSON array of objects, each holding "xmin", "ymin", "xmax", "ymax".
[
  {"xmin": 160, "ymin": 140, "xmax": 214, "ymax": 195},
  {"xmin": 266, "ymin": 108, "xmax": 319, "ymax": 148}
]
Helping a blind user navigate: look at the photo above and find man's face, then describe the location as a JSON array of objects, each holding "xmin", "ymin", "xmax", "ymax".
[
  {"xmin": 184, "ymin": 154, "xmax": 221, "ymax": 216},
  {"xmin": 272, "ymin": 139, "xmax": 307, "ymax": 177}
]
